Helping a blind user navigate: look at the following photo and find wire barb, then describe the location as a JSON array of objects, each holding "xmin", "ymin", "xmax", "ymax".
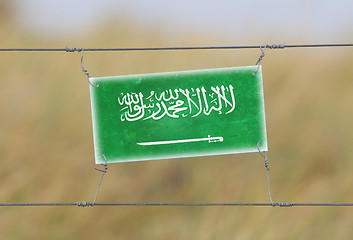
[
  {"xmin": 92, "ymin": 154, "xmax": 109, "ymax": 206},
  {"xmin": 80, "ymin": 49, "xmax": 99, "ymax": 87},
  {"xmin": 257, "ymin": 142, "xmax": 274, "ymax": 206}
]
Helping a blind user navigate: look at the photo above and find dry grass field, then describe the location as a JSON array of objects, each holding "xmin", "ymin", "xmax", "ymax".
[{"xmin": 1, "ymin": 6, "xmax": 353, "ymax": 239}]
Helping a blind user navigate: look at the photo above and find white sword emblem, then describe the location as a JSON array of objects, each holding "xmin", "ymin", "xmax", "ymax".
[{"xmin": 137, "ymin": 135, "xmax": 224, "ymax": 146}]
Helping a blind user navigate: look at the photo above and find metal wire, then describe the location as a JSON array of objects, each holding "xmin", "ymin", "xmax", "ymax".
[
  {"xmin": 80, "ymin": 49, "xmax": 99, "ymax": 87},
  {"xmin": 0, "ymin": 202, "xmax": 353, "ymax": 207},
  {"xmin": 253, "ymin": 46, "xmax": 267, "ymax": 75},
  {"xmin": 0, "ymin": 43, "xmax": 353, "ymax": 52},
  {"xmin": 92, "ymin": 154, "xmax": 108, "ymax": 205},
  {"xmin": 1, "ymin": 42, "xmax": 353, "ymax": 208},
  {"xmin": 257, "ymin": 142, "xmax": 273, "ymax": 205}
]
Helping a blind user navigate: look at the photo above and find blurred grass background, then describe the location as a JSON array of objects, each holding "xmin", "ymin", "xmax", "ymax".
[{"xmin": 1, "ymin": 1, "xmax": 353, "ymax": 239}]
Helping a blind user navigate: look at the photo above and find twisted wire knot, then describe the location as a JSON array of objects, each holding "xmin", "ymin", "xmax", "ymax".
[
  {"xmin": 257, "ymin": 142, "xmax": 273, "ymax": 205},
  {"xmin": 257, "ymin": 142, "xmax": 270, "ymax": 170},
  {"xmin": 264, "ymin": 158, "xmax": 269, "ymax": 169},
  {"xmin": 76, "ymin": 202, "xmax": 93, "ymax": 207},
  {"xmin": 65, "ymin": 47, "xmax": 82, "ymax": 52},
  {"xmin": 253, "ymin": 43, "xmax": 285, "ymax": 75},
  {"xmin": 266, "ymin": 44, "xmax": 286, "ymax": 49},
  {"xmin": 273, "ymin": 202, "xmax": 294, "ymax": 207},
  {"xmin": 80, "ymin": 49, "xmax": 99, "ymax": 87}
]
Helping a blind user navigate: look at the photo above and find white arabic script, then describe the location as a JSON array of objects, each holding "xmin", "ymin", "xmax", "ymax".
[{"xmin": 118, "ymin": 84, "xmax": 236, "ymax": 122}]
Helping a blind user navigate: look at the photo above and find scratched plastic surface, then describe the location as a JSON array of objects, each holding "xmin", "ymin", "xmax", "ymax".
[{"xmin": 90, "ymin": 66, "xmax": 267, "ymax": 164}]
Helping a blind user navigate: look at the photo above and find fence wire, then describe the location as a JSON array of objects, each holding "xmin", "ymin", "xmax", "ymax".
[
  {"xmin": 1, "ymin": 42, "xmax": 353, "ymax": 207},
  {"xmin": 0, "ymin": 43, "xmax": 353, "ymax": 52},
  {"xmin": 1, "ymin": 202, "xmax": 353, "ymax": 207}
]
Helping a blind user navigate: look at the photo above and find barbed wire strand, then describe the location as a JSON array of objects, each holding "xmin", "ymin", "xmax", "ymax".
[{"xmin": 0, "ymin": 43, "xmax": 353, "ymax": 52}]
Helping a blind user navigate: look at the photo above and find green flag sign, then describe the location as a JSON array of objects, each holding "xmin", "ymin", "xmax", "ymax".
[{"xmin": 90, "ymin": 66, "xmax": 267, "ymax": 164}]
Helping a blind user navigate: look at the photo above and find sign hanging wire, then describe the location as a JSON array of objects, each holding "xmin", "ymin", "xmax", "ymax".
[
  {"xmin": 80, "ymin": 49, "xmax": 99, "ymax": 87},
  {"xmin": 253, "ymin": 46, "xmax": 267, "ymax": 75},
  {"xmin": 257, "ymin": 142, "xmax": 274, "ymax": 206},
  {"xmin": 92, "ymin": 154, "xmax": 109, "ymax": 206}
]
